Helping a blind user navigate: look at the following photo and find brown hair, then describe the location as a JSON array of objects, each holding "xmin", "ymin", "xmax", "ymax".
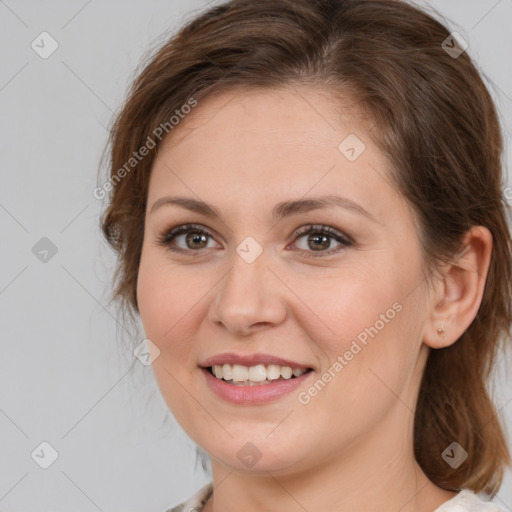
[{"xmin": 99, "ymin": 0, "xmax": 512, "ymax": 495}]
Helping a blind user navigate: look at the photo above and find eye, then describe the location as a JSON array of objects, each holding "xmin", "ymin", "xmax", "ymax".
[
  {"xmin": 155, "ymin": 223, "xmax": 353, "ymax": 258},
  {"xmin": 155, "ymin": 223, "xmax": 219, "ymax": 254},
  {"xmin": 290, "ymin": 224, "xmax": 353, "ymax": 258}
]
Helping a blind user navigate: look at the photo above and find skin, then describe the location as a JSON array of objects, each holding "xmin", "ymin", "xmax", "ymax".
[{"xmin": 136, "ymin": 85, "xmax": 493, "ymax": 512}]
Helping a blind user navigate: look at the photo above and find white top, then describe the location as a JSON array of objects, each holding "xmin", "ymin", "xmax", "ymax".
[{"xmin": 163, "ymin": 482, "xmax": 506, "ymax": 512}]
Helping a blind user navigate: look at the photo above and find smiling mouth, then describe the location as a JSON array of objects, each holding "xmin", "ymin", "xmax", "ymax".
[{"xmin": 207, "ymin": 363, "xmax": 313, "ymax": 386}]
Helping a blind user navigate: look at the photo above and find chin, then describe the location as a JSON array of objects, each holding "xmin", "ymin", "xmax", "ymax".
[{"xmin": 199, "ymin": 432, "xmax": 315, "ymax": 475}]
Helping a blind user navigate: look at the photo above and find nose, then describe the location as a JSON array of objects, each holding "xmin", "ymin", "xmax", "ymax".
[{"xmin": 208, "ymin": 248, "xmax": 287, "ymax": 336}]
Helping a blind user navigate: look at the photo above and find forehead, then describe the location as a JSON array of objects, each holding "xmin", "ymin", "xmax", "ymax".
[
  {"xmin": 147, "ymin": 86, "xmax": 406, "ymax": 225},
  {"xmin": 163, "ymin": 85, "xmax": 364, "ymax": 153}
]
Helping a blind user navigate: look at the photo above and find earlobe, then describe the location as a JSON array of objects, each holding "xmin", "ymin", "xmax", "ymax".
[{"xmin": 423, "ymin": 226, "xmax": 493, "ymax": 350}]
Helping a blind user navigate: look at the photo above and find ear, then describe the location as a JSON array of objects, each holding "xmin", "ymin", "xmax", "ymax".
[{"xmin": 423, "ymin": 226, "xmax": 493, "ymax": 349}]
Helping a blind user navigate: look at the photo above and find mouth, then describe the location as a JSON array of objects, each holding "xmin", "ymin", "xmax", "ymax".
[
  {"xmin": 206, "ymin": 363, "xmax": 314, "ymax": 386},
  {"xmin": 199, "ymin": 353, "xmax": 315, "ymax": 404},
  {"xmin": 200, "ymin": 359, "xmax": 315, "ymax": 404}
]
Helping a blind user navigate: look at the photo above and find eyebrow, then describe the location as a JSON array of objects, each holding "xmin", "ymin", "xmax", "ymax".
[{"xmin": 149, "ymin": 194, "xmax": 378, "ymax": 224}]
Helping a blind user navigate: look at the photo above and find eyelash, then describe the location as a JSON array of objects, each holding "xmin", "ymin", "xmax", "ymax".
[{"xmin": 155, "ymin": 223, "xmax": 353, "ymax": 259}]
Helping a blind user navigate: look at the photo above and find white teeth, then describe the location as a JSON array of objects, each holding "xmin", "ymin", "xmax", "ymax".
[
  {"xmin": 210, "ymin": 363, "xmax": 309, "ymax": 383},
  {"xmin": 280, "ymin": 366, "xmax": 292, "ymax": 379},
  {"xmin": 248, "ymin": 364, "xmax": 267, "ymax": 382},
  {"xmin": 222, "ymin": 363, "xmax": 232, "ymax": 380},
  {"xmin": 266, "ymin": 364, "xmax": 281, "ymax": 380},
  {"xmin": 231, "ymin": 364, "xmax": 249, "ymax": 382}
]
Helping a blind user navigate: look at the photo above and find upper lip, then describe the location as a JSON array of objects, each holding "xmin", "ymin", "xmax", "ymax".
[{"xmin": 200, "ymin": 352, "xmax": 313, "ymax": 370}]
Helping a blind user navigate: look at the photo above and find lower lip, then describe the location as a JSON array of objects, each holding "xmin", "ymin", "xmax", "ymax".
[{"xmin": 201, "ymin": 367, "xmax": 313, "ymax": 405}]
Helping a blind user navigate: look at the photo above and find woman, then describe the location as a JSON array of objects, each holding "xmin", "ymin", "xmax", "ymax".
[{"xmin": 99, "ymin": 0, "xmax": 511, "ymax": 510}]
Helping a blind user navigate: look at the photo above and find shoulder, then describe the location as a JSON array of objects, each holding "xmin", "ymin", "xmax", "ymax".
[
  {"xmin": 162, "ymin": 482, "xmax": 213, "ymax": 512},
  {"xmin": 434, "ymin": 489, "xmax": 506, "ymax": 512}
]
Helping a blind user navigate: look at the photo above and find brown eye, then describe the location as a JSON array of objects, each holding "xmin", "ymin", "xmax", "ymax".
[
  {"xmin": 305, "ymin": 233, "xmax": 331, "ymax": 251},
  {"xmin": 292, "ymin": 225, "xmax": 353, "ymax": 258},
  {"xmin": 156, "ymin": 224, "xmax": 219, "ymax": 253},
  {"xmin": 183, "ymin": 232, "xmax": 209, "ymax": 249}
]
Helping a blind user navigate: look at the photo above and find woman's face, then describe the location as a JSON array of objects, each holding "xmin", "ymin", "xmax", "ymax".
[{"xmin": 137, "ymin": 86, "xmax": 433, "ymax": 475}]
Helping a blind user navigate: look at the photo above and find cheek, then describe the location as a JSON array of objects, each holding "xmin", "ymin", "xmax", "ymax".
[
  {"xmin": 137, "ymin": 258, "xmax": 169, "ymax": 339},
  {"xmin": 137, "ymin": 250, "xmax": 198, "ymax": 341},
  {"xmin": 290, "ymin": 259, "xmax": 420, "ymax": 398},
  {"xmin": 137, "ymin": 254, "xmax": 208, "ymax": 431},
  {"xmin": 136, "ymin": 250, "xmax": 221, "ymax": 383},
  {"xmin": 287, "ymin": 262, "xmax": 404, "ymax": 349}
]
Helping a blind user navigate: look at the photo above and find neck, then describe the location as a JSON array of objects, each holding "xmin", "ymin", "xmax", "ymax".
[{"xmin": 204, "ymin": 402, "xmax": 457, "ymax": 512}]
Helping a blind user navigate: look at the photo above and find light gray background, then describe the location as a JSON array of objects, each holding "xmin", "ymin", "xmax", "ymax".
[{"xmin": 1, "ymin": 1, "xmax": 511, "ymax": 510}]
